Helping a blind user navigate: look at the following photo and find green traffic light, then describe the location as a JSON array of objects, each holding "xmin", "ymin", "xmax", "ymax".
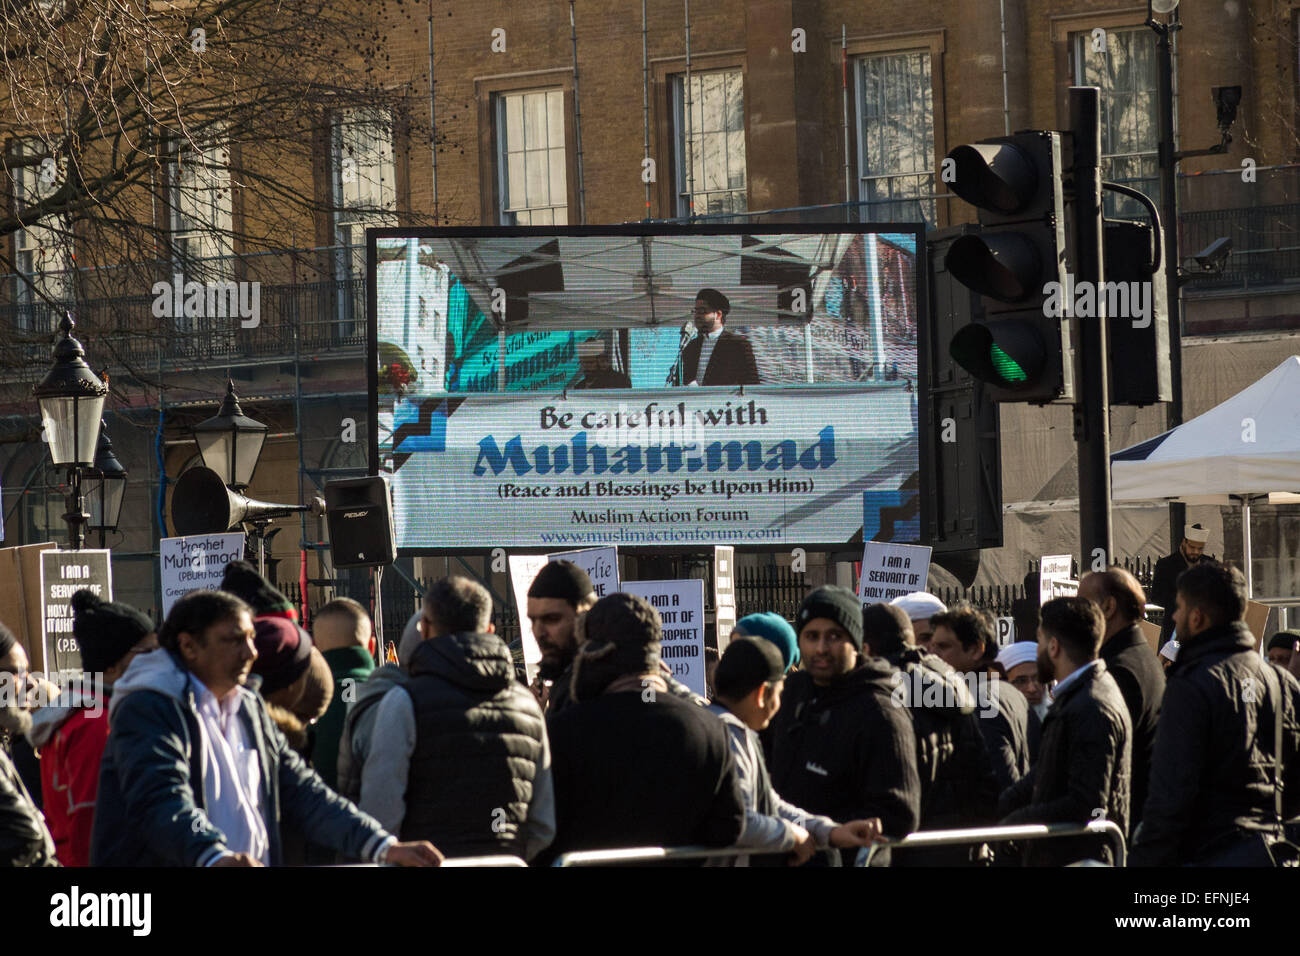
[{"xmin": 989, "ymin": 345, "xmax": 1028, "ymax": 383}]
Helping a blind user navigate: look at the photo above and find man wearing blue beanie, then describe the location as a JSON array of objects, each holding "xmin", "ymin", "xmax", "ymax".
[{"xmin": 733, "ymin": 613, "xmax": 800, "ymax": 672}]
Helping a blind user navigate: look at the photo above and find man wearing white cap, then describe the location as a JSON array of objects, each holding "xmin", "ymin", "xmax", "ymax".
[
  {"xmin": 1158, "ymin": 640, "xmax": 1178, "ymax": 671},
  {"xmin": 889, "ymin": 592, "xmax": 947, "ymax": 652},
  {"xmin": 1150, "ymin": 523, "xmax": 1215, "ymax": 646},
  {"xmin": 996, "ymin": 642, "xmax": 1047, "ymax": 721}
]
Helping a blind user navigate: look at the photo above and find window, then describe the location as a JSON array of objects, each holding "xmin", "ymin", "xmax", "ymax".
[
  {"xmin": 1075, "ymin": 28, "xmax": 1159, "ymax": 218},
  {"xmin": 10, "ymin": 139, "xmax": 73, "ymax": 325},
  {"xmin": 170, "ymin": 135, "xmax": 233, "ymax": 281},
  {"xmin": 855, "ymin": 52, "xmax": 935, "ymax": 225},
  {"xmin": 495, "ymin": 89, "xmax": 568, "ymax": 225},
  {"xmin": 334, "ymin": 108, "xmax": 397, "ymax": 277},
  {"xmin": 673, "ymin": 70, "xmax": 746, "ymax": 219}
]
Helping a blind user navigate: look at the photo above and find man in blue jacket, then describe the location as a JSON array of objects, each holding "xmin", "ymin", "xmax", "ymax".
[{"xmin": 91, "ymin": 590, "xmax": 440, "ymax": 867}]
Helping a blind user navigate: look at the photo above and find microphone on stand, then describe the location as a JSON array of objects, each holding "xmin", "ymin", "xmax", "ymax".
[{"xmin": 667, "ymin": 320, "xmax": 694, "ymax": 386}]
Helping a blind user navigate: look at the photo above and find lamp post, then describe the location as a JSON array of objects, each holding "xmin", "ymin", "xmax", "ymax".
[
  {"xmin": 192, "ymin": 379, "xmax": 268, "ymax": 492},
  {"xmin": 86, "ymin": 419, "xmax": 128, "ymax": 550},
  {"xmin": 193, "ymin": 380, "xmax": 269, "ymax": 572},
  {"xmin": 33, "ymin": 314, "xmax": 107, "ymax": 551},
  {"xmin": 1146, "ymin": 0, "xmax": 1239, "ymax": 553}
]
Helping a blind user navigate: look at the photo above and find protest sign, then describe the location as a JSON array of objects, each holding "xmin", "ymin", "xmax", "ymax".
[
  {"xmin": 0, "ymin": 542, "xmax": 57, "ymax": 671},
  {"xmin": 548, "ymin": 547, "xmax": 619, "ymax": 597},
  {"xmin": 40, "ymin": 550, "xmax": 112, "ymax": 676},
  {"xmin": 1039, "ymin": 555, "xmax": 1073, "ymax": 605},
  {"xmin": 622, "ymin": 579, "xmax": 707, "ymax": 698},
  {"xmin": 714, "ymin": 546, "xmax": 736, "ymax": 653},
  {"xmin": 996, "ymin": 616, "xmax": 1016, "ymax": 649},
  {"xmin": 160, "ymin": 533, "xmax": 246, "ymax": 617},
  {"xmin": 508, "ymin": 553, "xmax": 550, "ymax": 683},
  {"xmin": 857, "ymin": 542, "xmax": 932, "ymax": 603}
]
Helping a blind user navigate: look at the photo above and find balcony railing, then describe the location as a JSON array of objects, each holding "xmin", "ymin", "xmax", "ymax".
[{"xmin": 0, "ymin": 249, "xmax": 367, "ymax": 376}]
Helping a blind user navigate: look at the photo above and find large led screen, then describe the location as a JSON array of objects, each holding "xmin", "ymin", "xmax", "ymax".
[{"xmin": 369, "ymin": 227, "xmax": 921, "ymax": 549}]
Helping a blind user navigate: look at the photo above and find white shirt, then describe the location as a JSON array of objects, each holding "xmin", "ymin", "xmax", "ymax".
[
  {"xmin": 1048, "ymin": 659, "xmax": 1100, "ymax": 703},
  {"xmin": 691, "ymin": 328, "xmax": 724, "ymax": 385},
  {"xmin": 193, "ymin": 682, "xmax": 270, "ymax": 866}
]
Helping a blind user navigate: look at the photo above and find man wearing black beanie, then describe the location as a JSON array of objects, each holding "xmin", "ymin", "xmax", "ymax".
[
  {"xmin": 26, "ymin": 590, "xmax": 158, "ymax": 866},
  {"xmin": 769, "ymin": 585, "xmax": 921, "ymax": 865},
  {"xmin": 526, "ymin": 561, "xmax": 596, "ymax": 715},
  {"xmin": 541, "ymin": 593, "xmax": 744, "ymax": 863}
]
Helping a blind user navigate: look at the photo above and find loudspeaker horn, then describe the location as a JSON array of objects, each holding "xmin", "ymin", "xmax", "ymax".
[{"xmin": 171, "ymin": 466, "xmax": 325, "ymax": 536}]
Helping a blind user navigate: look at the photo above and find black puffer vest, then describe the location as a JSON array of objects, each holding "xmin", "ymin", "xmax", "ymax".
[{"xmin": 400, "ymin": 633, "xmax": 546, "ymax": 858}]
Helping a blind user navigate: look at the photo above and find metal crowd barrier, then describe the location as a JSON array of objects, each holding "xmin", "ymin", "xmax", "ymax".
[
  {"xmin": 550, "ymin": 845, "xmax": 785, "ymax": 867},
  {"xmin": 550, "ymin": 821, "xmax": 1125, "ymax": 867},
  {"xmin": 860, "ymin": 820, "xmax": 1127, "ymax": 867},
  {"xmin": 441, "ymin": 855, "xmax": 528, "ymax": 867}
]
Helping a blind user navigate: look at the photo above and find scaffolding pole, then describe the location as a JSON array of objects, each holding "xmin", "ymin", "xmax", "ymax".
[
  {"xmin": 841, "ymin": 26, "xmax": 851, "ymax": 221},
  {"xmin": 684, "ymin": 0, "xmax": 693, "ymax": 217},
  {"xmin": 642, "ymin": 0, "xmax": 651, "ymax": 220},
  {"xmin": 428, "ymin": 0, "xmax": 439, "ymax": 221},
  {"xmin": 569, "ymin": 1, "xmax": 587, "ymax": 225}
]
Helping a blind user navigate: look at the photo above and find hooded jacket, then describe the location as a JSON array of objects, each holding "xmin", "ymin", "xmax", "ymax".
[
  {"xmin": 28, "ymin": 684, "xmax": 109, "ymax": 867},
  {"xmin": 314, "ymin": 646, "xmax": 375, "ymax": 792},
  {"xmin": 90, "ymin": 649, "xmax": 391, "ymax": 867},
  {"xmin": 769, "ymin": 655, "xmax": 921, "ymax": 861},
  {"xmin": 1132, "ymin": 620, "xmax": 1300, "ymax": 866},
  {"xmin": 999, "ymin": 660, "xmax": 1132, "ymax": 866},
  {"xmin": 886, "ymin": 648, "xmax": 1000, "ymax": 833},
  {"xmin": 1098, "ymin": 622, "xmax": 1165, "ymax": 829},
  {"xmin": 336, "ymin": 662, "xmax": 407, "ymax": 805},
  {"xmin": 359, "ymin": 633, "xmax": 552, "ymax": 860}
]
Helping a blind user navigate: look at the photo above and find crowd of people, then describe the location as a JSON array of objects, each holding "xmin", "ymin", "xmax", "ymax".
[{"xmin": 2, "ymin": 553, "xmax": 1299, "ymax": 868}]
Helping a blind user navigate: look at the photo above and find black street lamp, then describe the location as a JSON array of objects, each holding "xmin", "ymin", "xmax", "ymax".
[
  {"xmin": 1146, "ymin": 0, "xmax": 1239, "ymax": 552},
  {"xmin": 192, "ymin": 379, "xmax": 268, "ymax": 492},
  {"xmin": 86, "ymin": 419, "xmax": 128, "ymax": 550},
  {"xmin": 32, "ymin": 314, "xmax": 107, "ymax": 551}
]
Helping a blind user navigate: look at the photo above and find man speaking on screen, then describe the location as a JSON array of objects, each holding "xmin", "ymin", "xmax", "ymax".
[{"xmin": 672, "ymin": 288, "xmax": 760, "ymax": 387}]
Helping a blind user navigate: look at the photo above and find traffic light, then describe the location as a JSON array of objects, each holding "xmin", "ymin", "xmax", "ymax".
[
  {"xmin": 1105, "ymin": 218, "xmax": 1170, "ymax": 406},
  {"xmin": 943, "ymin": 131, "xmax": 1074, "ymax": 404}
]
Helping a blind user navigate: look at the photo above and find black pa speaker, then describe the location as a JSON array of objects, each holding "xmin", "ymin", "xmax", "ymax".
[{"xmin": 324, "ymin": 476, "xmax": 396, "ymax": 568}]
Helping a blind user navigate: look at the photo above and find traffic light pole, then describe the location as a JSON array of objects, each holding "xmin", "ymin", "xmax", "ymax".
[
  {"xmin": 1152, "ymin": 10, "xmax": 1185, "ymax": 554},
  {"xmin": 1069, "ymin": 86, "xmax": 1113, "ymax": 568}
]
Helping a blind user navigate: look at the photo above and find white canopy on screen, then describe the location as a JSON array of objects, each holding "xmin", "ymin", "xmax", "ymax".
[{"xmin": 392, "ymin": 233, "xmax": 862, "ymax": 330}]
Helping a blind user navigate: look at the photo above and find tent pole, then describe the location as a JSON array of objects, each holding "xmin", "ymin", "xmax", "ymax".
[{"xmin": 1241, "ymin": 496, "xmax": 1253, "ymax": 599}]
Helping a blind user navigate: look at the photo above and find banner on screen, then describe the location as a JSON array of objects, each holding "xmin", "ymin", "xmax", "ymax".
[{"xmin": 371, "ymin": 227, "xmax": 920, "ymax": 548}]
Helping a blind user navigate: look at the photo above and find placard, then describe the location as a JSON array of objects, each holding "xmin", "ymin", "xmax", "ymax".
[
  {"xmin": 548, "ymin": 547, "xmax": 619, "ymax": 598},
  {"xmin": 714, "ymin": 546, "xmax": 736, "ymax": 653},
  {"xmin": 40, "ymin": 550, "xmax": 113, "ymax": 676},
  {"xmin": 1039, "ymin": 555, "xmax": 1073, "ymax": 605},
  {"xmin": 507, "ymin": 553, "xmax": 550, "ymax": 684},
  {"xmin": 857, "ymin": 542, "xmax": 932, "ymax": 603},
  {"xmin": 160, "ymin": 533, "xmax": 247, "ymax": 617},
  {"xmin": 995, "ymin": 616, "xmax": 1016, "ymax": 649},
  {"xmin": 622, "ymin": 579, "xmax": 707, "ymax": 699},
  {"xmin": 0, "ymin": 542, "xmax": 57, "ymax": 672}
]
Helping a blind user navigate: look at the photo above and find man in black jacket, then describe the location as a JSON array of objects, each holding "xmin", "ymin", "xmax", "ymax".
[
  {"xmin": 931, "ymin": 603, "xmax": 1035, "ymax": 793},
  {"xmin": 0, "ymin": 621, "xmax": 56, "ymax": 868},
  {"xmin": 361, "ymin": 576, "xmax": 553, "ymax": 861},
  {"xmin": 770, "ymin": 587, "xmax": 920, "ymax": 866},
  {"xmin": 864, "ymin": 603, "xmax": 999, "ymax": 865},
  {"xmin": 1079, "ymin": 567, "xmax": 1165, "ymax": 830},
  {"xmin": 1132, "ymin": 563, "xmax": 1300, "ymax": 866},
  {"xmin": 999, "ymin": 597, "xmax": 1132, "ymax": 866},
  {"xmin": 542, "ymin": 593, "xmax": 744, "ymax": 863},
  {"xmin": 1150, "ymin": 523, "xmax": 1215, "ymax": 646},
  {"xmin": 527, "ymin": 561, "xmax": 597, "ymax": 718},
  {"xmin": 672, "ymin": 288, "xmax": 759, "ymax": 386}
]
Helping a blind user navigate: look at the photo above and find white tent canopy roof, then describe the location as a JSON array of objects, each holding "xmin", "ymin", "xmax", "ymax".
[{"xmin": 1111, "ymin": 356, "xmax": 1300, "ymax": 503}]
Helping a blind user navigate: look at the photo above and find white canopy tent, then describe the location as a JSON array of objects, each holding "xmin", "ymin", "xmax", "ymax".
[{"xmin": 1110, "ymin": 355, "xmax": 1300, "ymax": 597}]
